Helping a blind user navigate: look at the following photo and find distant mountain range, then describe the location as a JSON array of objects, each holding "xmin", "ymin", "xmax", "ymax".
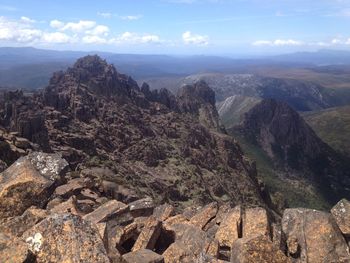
[{"xmin": 2, "ymin": 47, "xmax": 350, "ymax": 89}]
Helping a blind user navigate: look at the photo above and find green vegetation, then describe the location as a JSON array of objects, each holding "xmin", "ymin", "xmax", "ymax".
[
  {"xmin": 302, "ymin": 106, "xmax": 350, "ymax": 157},
  {"xmin": 230, "ymin": 130, "xmax": 331, "ymax": 211}
]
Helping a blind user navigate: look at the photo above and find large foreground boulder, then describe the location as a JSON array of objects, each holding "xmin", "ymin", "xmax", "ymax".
[
  {"xmin": 282, "ymin": 208, "xmax": 350, "ymax": 262},
  {"xmin": 331, "ymin": 198, "xmax": 350, "ymax": 237},
  {"xmin": 231, "ymin": 234, "xmax": 290, "ymax": 263},
  {"xmin": 22, "ymin": 213, "xmax": 110, "ymax": 263},
  {"xmin": 0, "ymin": 152, "xmax": 68, "ymax": 219}
]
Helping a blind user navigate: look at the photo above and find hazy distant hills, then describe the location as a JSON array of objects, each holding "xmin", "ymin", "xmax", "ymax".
[{"xmin": 3, "ymin": 47, "xmax": 350, "ymax": 90}]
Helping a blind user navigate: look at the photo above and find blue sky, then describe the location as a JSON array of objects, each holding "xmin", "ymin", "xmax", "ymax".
[{"xmin": 0, "ymin": 0, "xmax": 349, "ymax": 55}]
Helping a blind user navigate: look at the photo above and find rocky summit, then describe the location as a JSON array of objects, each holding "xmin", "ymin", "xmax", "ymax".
[
  {"xmin": 0, "ymin": 56, "xmax": 350, "ymax": 262},
  {"xmin": 0, "ymin": 55, "xmax": 264, "ymax": 208}
]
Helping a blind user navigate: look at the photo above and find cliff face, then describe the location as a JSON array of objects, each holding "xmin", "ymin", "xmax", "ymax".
[
  {"xmin": 235, "ymin": 99, "xmax": 350, "ymax": 203},
  {"xmin": 0, "ymin": 55, "xmax": 264, "ymax": 208}
]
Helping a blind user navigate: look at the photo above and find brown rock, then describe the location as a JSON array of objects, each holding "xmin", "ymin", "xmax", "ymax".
[
  {"xmin": 46, "ymin": 197, "xmax": 64, "ymax": 210},
  {"xmin": 215, "ymin": 206, "xmax": 241, "ymax": 248},
  {"xmin": 22, "ymin": 213, "xmax": 110, "ymax": 263},
  {"xmin": 132, "ymin": 216, "xmax": 162, "ymax": 252},
  {"xmin": 54, "ymin": 177, "xmax": 93, "ymax": 197},
  {"xmin": 166, "ymin": 223, "xmax": 212, "ymax": 258},
  {"xmin": 0, "ymin": 152, "xmax": 68, "ymax": 218},
  {"xmin": 231, "ymin": 234, "xmax": 291, "ymax": 263},
  {"xmin": 163, "ymin": 242, "xmax": 194, "ymax": 263},
  {"xmin": 129, "ymin": 197, "xmax": 155, "ymax": 217},
  {"xmin": 164, "ymin": 214, "xmax": 188, "ymax": 227},
  {"xmin": 122, "ymin": 249, "xmax": 164, "ymax": 263},
  {"xmin": 0, "ymin": 232, "xmax": 34, "ymax": 262},
  {"xmin": 282, "ymin": 208, "xmax": 350, "ymax": 263},
  {"xmin": 50, "ymin": 195, "xmax": 79, "ymax": 215},
  {"xmin": 331, "ymin": 198, "xmax": 350, "ymax": 236},
  {"xmin": 243, "ymin": 207, "xmax": 270, "ymax": 238},
  {"xmin": 153, "ymin": 203, "xmax": 175, "ymax": 221},
  {"xmin": 0, "ymin": 206, "xmax": 48, "ymax": 237},
  {"xmin": 80, "ymin": 188, "xmax": 100, "ymax": 200},
  {"xmin": 83, "ymin": 199, "xmax": 128, "ymax": 224},
  {"xmin": 189, "ymin": 202, "xmax": 218, "ymax": 230}
]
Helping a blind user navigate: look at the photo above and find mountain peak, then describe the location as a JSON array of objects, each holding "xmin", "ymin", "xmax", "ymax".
[{"xmin": 72, "ymin": 55, "xmax": 109, "ymax": 74}]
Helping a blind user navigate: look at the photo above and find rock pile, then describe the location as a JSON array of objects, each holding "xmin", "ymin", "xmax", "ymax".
[{"xmin": 0, "ymin": 152, "xmax": 349, "ymax": 262}]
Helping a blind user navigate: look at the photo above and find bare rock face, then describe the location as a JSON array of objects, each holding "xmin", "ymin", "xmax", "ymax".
[
  {"xmin": 0, "ymin": 206, "xmax": 48, "ymax": 237},
  {"xmin": 0, "ymin": 232, "xmax": 34, "ymax": 262},
  {"xmin": 215, "ymin": 206, "xmax": 241, "ymax": 248},
  {"xmin": 22, "ymin": 213, "xmax": 110, "ymax": 263},
  {"xmin": 177, "ymin": 80, "xmax": 220, "ymax": 130},
  {"xmin": 0, "ymin": 152, "xmax": 68, "ymax": 218},
  {"xmin": 282, "ymin": 208, "xmax": 350, "ymax": 262},
  {"xmin": 243, "ymin": 207, "xmax": 270, "ymax": 238},
  {"xmin": 231, "ymin": 234, "xmax": 291, "ymax": 263},
  {"xmin": 122, "ymin": 248, "xmax": 164, "ymax": 263},
  {"xmin": 331, "ymin": 198, "xmax": 350, "ymax": 237}
]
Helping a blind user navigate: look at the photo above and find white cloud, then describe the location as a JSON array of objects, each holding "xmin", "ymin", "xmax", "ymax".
[
  {"xmin": 252, "ymin": 39, "xmax": 303, "ymax": 46},
  {"xmin": 97, "ymin": 12, "xmax": 113, "ymax": 18},
  {"xmin": 42, "ymin": 32, "xmax": 73, "ymax": 44},
  {"xmin": 112, "ymin": 32, "xmax": 161, "ymax": 44},
  {"xmin": 119, "ymin": 15, "xmax": 143, "ymax": 21},
  {"xmin": 50, "ymin": 20, "xmax": 64, "ymax": 29},
  {"xmin": 82, "ymin": 35, "xmax": 107, "ymax": 44},
  {"xmin": 60, "ymin": 20, "xmax": 96, "ymax": 33},
  {"xmin": 20, "ymin": 16, "xmax": 36, "ymax": 23},
  {"xmin": 182, "ymin": 31, "xmax": 209, "ymax": 45},
  {"xmin": 0, "ymin": 16, "xmax": 42, "ymax": 43},
  {"xmin": 86, "ymin": 25, "xmax": 109, "ymax": 36}
]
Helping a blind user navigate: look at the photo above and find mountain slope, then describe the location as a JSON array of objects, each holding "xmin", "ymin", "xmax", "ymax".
[
  {"xmin": 217, "ymin": 95, "xmax": 261, "ymax": 128},
  {"xmin": 302, "ymin": 105, "xmax": 350, "ymax": 157},
  {"xmin": 227, "ymin": 99, "xmax": 350, "ymax": 209},
  {"xmin": 0, "ymin": 55, "xmax": 265, "ymax": 208}
]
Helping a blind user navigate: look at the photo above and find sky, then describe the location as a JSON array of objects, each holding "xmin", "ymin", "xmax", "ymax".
[{"xmin": 0, "ymin": 0, "xmax": 349, "ymax": 55}]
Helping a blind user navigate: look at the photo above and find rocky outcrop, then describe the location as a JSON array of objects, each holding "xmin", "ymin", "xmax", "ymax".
[
  {"xmin": 0, "ymin": 153, "xmax": 350, "ymax": 262},
  {"xmin": 177, "ymin": 80, "xmax": 221, "ymax": 130},
  {"xmin": 0, "ymin": 55, "xmax": 264, "ymax": 208}
]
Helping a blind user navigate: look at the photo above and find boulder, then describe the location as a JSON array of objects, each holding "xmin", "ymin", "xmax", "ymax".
[
  {"xmin": 153, "ymin": 204, "xmax": 175, "ymax": 221},
  {"xmin": 165, "ymin": 223, "xmax": 213, "ymax": 260},
  {"xmin": 122, "ymin": 249, "xmax": 164, "ymax": 263},
  {"xmin": 22, "ymin": 213, "xmax": 110, "ymax": 263},
  {"xmin": 54, "ymin": 177, "xmax": 93, "ymax": 197},
  {"xmin": 129, "ymin": 197, "xmax": 155, "ymax": 217},
  {"xmin": 132, "ymin": 216, "xmax": 162, "ymax": 251},
  {"xmin": 50, "ymin": 195, "xmax": 79, "ymax": 215},
  {"xmin": 83, "ymin": 199, "xmax": 128, "ymax": 224},
  {"xmin": 0, "ymin": 232, "xmax": 34, "ymax": 262},
  {"xmin": 0, "ymin": 152, "xmax": 68, "ymax": 218},
  {"xmin": 282, "ymin": 208, "xmax": 350, "ymax": 262},
  {"xmin": 189, "ymin": 202, "xmax": 218, "ymax": 230},
  {"xmin": 215, "ymin": 206, "xmax": 241, "ymax": 248},
  {"xmin": 231, "ymin": 234, "xmax": 291, "ymax": 263},
  {"xmin": 0, "ymin": 206, "xmax": 48, "ymax": 237},
  {"xmin": 331, "ymin": 199, "xmax": 350, "ymax": 236},
  {"xmin": 243, "ymin": 207, "xmax": 270, "ymax": 238}
]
